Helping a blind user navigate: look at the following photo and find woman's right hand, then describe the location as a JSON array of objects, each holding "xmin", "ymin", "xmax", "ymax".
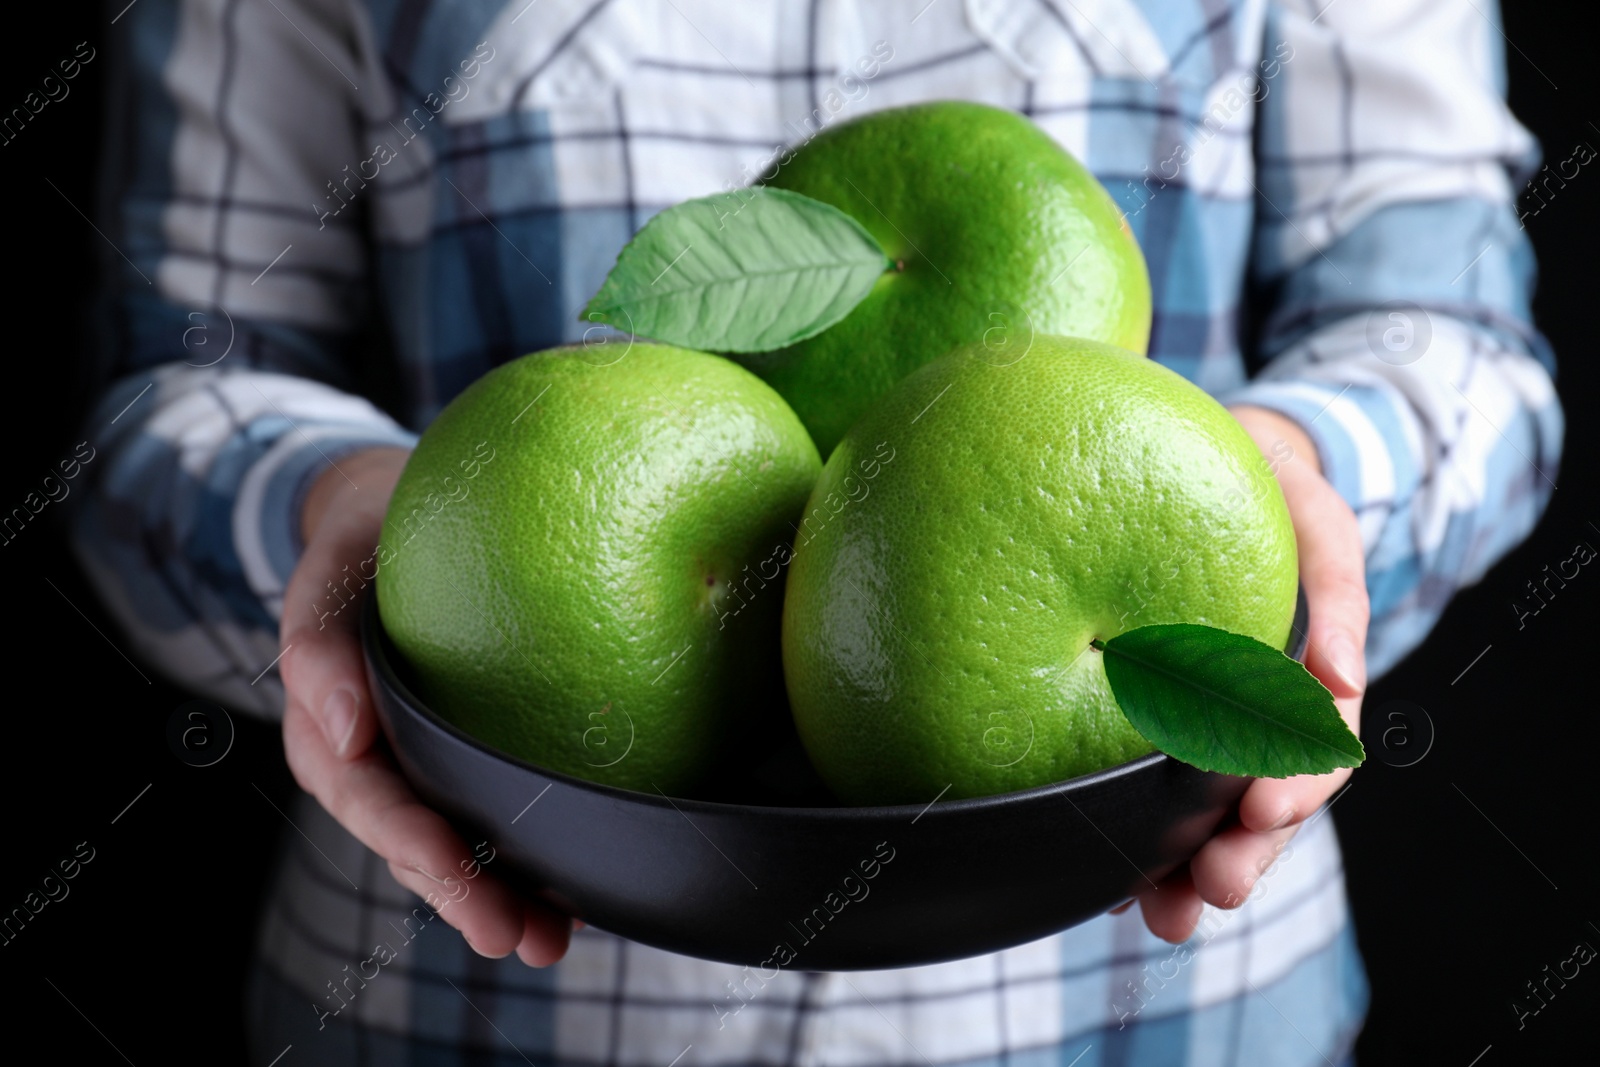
[{"xmin": 278, "ymin": 446, "xmax": 574, "ymax": 965}]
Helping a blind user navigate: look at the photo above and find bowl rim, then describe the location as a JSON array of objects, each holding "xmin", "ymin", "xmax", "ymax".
[{"xmin": 364, "ymin": 587, "xmax": 1306, "ymax": 821}]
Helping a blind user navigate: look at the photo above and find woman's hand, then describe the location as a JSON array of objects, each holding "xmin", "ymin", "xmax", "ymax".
[
  {"xmin": 278, "ymin": 446, "xmax": 575, "ymax": 965},
  {"xmin": 1128, "ymin": 406, "xmax": 1370, "ymax": 942}
]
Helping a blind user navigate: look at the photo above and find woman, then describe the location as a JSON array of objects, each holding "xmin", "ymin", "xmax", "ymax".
[{"xmin": 75, "ymin": 1, "xmax": 1560, "ymax": 1062}]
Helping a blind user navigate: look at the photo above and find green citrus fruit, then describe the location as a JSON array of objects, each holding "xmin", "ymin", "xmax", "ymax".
[
  {"xmin": 376, "ymin": 343, "xmax": 821, "ymax": 794},
  {"xmin": 736, "ymin": 100, "xmax": 1150, "ymax": 456},
  {"xmin": 781, "ymin": 336, "xmax": 1298, "ymax": 805}
]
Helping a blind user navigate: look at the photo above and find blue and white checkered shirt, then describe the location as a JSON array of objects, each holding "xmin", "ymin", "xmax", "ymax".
[{"xmin": 74, "ymin": 1, "xmax": 1561, "ymax": 1064}]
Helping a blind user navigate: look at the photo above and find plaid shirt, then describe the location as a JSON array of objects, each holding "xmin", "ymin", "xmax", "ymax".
[{"xmin": 74, "ymin": 1, "xmax": 1560, "ymax": 1064}]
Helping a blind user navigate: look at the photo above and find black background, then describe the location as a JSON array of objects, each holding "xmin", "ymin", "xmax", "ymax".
[{"xmin": 0, "ymin": 5, "xmax": 1593, "ymax": 1064}]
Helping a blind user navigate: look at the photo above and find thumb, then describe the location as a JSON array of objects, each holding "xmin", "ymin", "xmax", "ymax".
[
  {"xmin": 279, "ymin": 448, "xmax": 409, "ymax": 758},
  {"xmin": 1281, "ymin": 469, "xmax": 1369, "ymax": 699},
  {"xmin": 280, "ymin": 515, "xmax": 384, "ymax": 760}
]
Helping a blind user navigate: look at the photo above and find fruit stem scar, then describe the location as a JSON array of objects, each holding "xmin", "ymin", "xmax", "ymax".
[{"xmin": 893, "ymin": 258, "xmax": 906, "ymax": 273}]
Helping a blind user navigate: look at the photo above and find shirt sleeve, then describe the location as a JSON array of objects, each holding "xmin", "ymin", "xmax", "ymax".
[
  {"xmin": 1218, "ymin": 0, "xmax": 1565, "ymax": 679},
  {"xmin": 70, "ymin": 0, "xmax": 416, "ymax": 718}
]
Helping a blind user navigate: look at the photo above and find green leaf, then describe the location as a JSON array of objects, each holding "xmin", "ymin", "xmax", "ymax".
[
  {"xmin": 1096, "ymin": 624, "xmax": 1364, "ymax": 779},
  {"xmin": 581, "ymin": 187, "xmax": 892, "ymax": 352}
]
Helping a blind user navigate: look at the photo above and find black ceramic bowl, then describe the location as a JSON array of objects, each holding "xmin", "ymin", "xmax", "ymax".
[{"xmin": 363, "ymin": 592, "xmax": 1308, "ymax": 970}]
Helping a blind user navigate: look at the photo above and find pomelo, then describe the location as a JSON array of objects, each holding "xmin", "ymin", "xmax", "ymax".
[
  {"xmin": 377, "ymin": 344, "xmax": 821, "ymax": 794},
  {"xmin": 781, "ymin": 336, "xmax": 1298, "ymax": 804},
  {"xmin": 738, "ymin": 100, "xmax": 1150, "ymax": 456}
]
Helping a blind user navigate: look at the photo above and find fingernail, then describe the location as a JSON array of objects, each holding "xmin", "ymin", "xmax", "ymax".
[
  {"xmin": 1325, "ymin": 634, "xmax": 1366, "ymax": 694},
  {"xmin": 1266, "ymin": 807, "xmax": 1295, "ymax": 832},
  {"xmin": 323, "ymin": 688, "xmax": 358, "ymax": 756}
]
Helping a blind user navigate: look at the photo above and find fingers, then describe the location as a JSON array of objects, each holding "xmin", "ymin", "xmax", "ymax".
[
  {"xmin": 1236, "ymin": 766, "xmax": 1350, "ymax": 837},
  {"xmin": 1188, "ymin": 821, "xmax": 1298, "ymax": 910},
  {"xmin": 1136, "ymin": 822, "xmax": 1300, "ymax": 944},
  {"xmin": 285, "ymin": 697, "xmax": 569, "ymax": 960},
  {"xmin": 1135, "ymin": 867, "xmax": 1205, "ymax": 943},
  {"xmin": 1237, "ymin": 691, "xmax": 1360, "ymax": 833},
  {"xmin": 517, "ymin": 904, "xmax": 576, "ymax": 967}
]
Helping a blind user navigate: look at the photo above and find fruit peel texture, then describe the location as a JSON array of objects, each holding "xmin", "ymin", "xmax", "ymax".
[
  {"xmin": 377, "ymin": 344, "xmax": 822, "ymax": 795},
  {"xmin": 743, "ymin": 100, "xmax": 1152, "ymax": 456},
  {"xmin": 781, "ymin": 336, "xmax": 1298, "ymax": 805}
]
